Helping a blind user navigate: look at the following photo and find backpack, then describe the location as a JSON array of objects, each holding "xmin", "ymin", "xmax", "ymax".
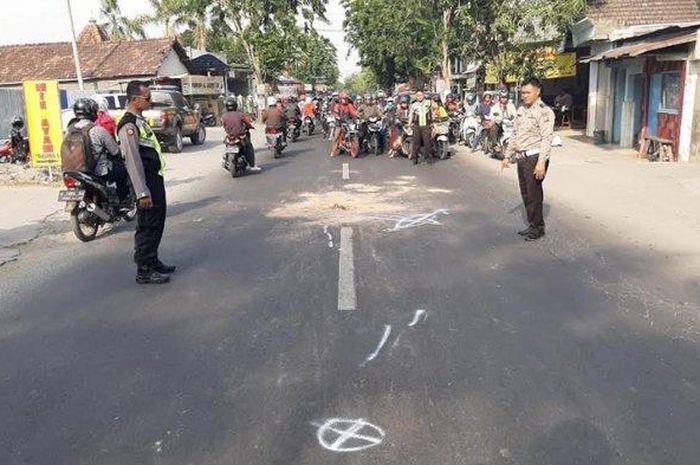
[{"xmin": 61, "ymin": 123, "xmax": 95, "ymax": 172}]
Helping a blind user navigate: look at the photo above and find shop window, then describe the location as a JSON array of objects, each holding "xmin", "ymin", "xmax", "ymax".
[{"xmin": 660, "ymin": 72, "xmax": 681, "ymax": 114}]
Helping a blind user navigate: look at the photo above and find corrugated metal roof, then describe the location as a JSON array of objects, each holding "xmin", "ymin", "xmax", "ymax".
[{"xmin": 583, "ymin": 29, "xmax": 697, "ymax": 62}]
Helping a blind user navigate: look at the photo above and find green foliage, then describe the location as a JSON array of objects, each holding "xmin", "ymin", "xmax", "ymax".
[
  {"xmin": 456, "ymin": 0, "xmax": 586, "ymax": 84},
  {"xmin": 289, "ymin": 30, "xmax": 340, "ymax": 85},
  {"xmin": 99, "ymin": 0, "xmax": 147, "ymax": 40},
  {"xmin": 340, "ymin": 68, "xmax": 378, "ymax": 94},
  {"xmin": 343, "ymin": 0, "xmax": 440, "ymax": 88}
]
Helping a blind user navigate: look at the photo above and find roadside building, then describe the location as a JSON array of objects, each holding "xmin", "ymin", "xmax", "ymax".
[{"xmin": 573, "ymin": 0, "xmax": 700, "ymax": 161}]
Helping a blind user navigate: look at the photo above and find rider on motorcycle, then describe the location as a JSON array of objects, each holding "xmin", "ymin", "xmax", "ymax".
[
  {"xmin": 222, "ymin": 96, "xmax": 260, "ymax": 172},
  {"xmin": 488, "ymin": 89, "xmax": 517, "ymax": 156},
  {"xmin": 70, "ymin": 98, "xmax": 130, "ymax": 205},
  {"xmin": 330, "ymin": 91, "xmax": 359, "ymax": 156},
  {"xmin": 445, "ymin": 93, "xmax": 461, "ymax": 113},
  {"xmin": 263, "ymin": 96, "xmax": 285, "ymax": 134},
  {"xmin": 359, "ymin": 95, "xmax": 385, "ymax": 153},
  {"xmin": 388, "ymin": 94, "xmax": 411, "ymax": 157},
  {"xmin": 284, "ymin": 96, "xmax": 302, "ymax": 136}
]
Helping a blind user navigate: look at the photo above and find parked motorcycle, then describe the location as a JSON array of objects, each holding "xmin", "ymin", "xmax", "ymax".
[
  {"xmin": 202, "ymin": 112, "xmax": 217, "ymax": 127},
  {"xmin": 365, "ymin": 116, "xmax": 384, "ymax": 156},
  {"xmin": 222, "ymin": 134, "xmax": 250, "ymax": 178},
  {"xmin": 58, "ymin": 171, "xmax": 137, "ymax": 242},
  {"xmin": 0, "ymin": 118, "xmax": 29, "ymax": 164},
  {"xmin": 266, "ymin": 128, "xmax": 286, "ymax": 159},
  {"xmin": 302, "ymin": 116, "xmax": 315, "ymax": 136},
  {"xmin": 433, "ymin": 119, "xmax": 450, "ymax": 160}
]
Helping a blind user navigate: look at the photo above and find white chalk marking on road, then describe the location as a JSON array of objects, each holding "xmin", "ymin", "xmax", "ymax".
[
  {"xmin": 342, "ymin": 163, "xmax": 350, "ymax": 180},
  {"xmin": 361, "ymin": 325, "xmax": 392, "ymax": 366},
  {"xmin": 366, "ymin": 209, "xmax": 449, "ymax": 232},
  {"xmin": 323, "ymin": 225, "xmax": 334, "ymax": 248},
  {"xmin": 313, "ymin": 418, "xmax": 385, "ymax": 453},
  {"xmin": 338, "ymin": 227, "xmax": 356, "ymax": 311},
  {"xmin": 408, "ymin": 309, "xmax": 428, "ymax": 327}
]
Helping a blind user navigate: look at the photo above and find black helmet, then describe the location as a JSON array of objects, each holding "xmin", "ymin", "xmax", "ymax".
[
  {"xmin": 446, "ymin": 93, "xmax": 455, "ymax": 101},
  {"xmin": 73, "ymin": 98, "xmax": 98, "ymax": 121},
  {"xmin": 11, "ymin": 116, "xmax": 24, "ymax": 128},
  {"xmin": 431, "ymin": 94, "xmax": 441, "ymax": 102},
  {"xmin": 399, "ymin": 94, "xmax": 410, "ymax": 104},
  {"xmin": 466, "ymin": 93, "xmax": 477, "ymax": 105},
  {"xmin": 225, "ymin": 97, "xmax": 238, "ymax": 111}
]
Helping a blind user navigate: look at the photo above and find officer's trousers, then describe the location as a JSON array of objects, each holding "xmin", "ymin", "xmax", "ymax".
[
  {"xmin": 134, "ymin": 170, "xmax": 166, "ymax": 268},
  {"xmin": 517, "ymin": 156, "xmax": 549, "ymax": 232}
]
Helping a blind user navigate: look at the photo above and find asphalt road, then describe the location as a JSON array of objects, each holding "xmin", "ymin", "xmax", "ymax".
[{"xmin": 1, "ymin": 131, "xmax": 699, "ymax": 465}]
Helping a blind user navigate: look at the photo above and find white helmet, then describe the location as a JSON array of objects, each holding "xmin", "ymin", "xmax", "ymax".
[{"xmin": 267, "ymin": 96, "xmax": 277, "ymax": 107}]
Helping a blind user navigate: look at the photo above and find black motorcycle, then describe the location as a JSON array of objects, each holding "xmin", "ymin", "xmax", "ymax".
[
  {"xmin": 302, "ymin": 116, "xmax": 315, "ymax": 136},
  {"xmin": 286, "ymin": 117, "xmax": 301, "ymax": 142},
  {"xmin": 59, "ymin": 171, "xmax": 137, "ymax": 242},
  {"xmin": 365, "ymin": 116, "xmax": 384, "ymax": 156},
  {"xmin": 448, "ymin": 111, "xmax": 462, "ymax": 145},
  {"xmin": 202, "ymin": 113, "xmax": 217, "ymax": 127},
  {"xmin": 222, "ymin": 134, "xmax": 250, "ymax": 178}
]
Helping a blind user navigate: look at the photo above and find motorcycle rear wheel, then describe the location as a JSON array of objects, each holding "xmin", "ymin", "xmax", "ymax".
[
  {"xmin": 350, "ymin": 138, "xmax": 360, "ymax": 158},
  {"xmin": 71, "ymin": 211, "xmax": 99, "ymax": 242}
]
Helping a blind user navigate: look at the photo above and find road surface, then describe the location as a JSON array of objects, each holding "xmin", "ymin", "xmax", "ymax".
[{"xmin": 1, "ymin": 129, "xmax": 699, "ymax": 465}]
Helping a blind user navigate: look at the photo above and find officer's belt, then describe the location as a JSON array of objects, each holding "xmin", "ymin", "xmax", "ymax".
[{"xmin": 515, "ymin": 148, "xmax": 540, "ymax": 159}]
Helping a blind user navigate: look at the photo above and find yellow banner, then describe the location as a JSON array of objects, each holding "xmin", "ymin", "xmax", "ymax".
[
  {"xmin": 484, "ymin": 52, "xmax": 577, "ymax": 85},
  {"xmin": 23, "ymin": 80, "xmax": 63, "ymax": 167}
]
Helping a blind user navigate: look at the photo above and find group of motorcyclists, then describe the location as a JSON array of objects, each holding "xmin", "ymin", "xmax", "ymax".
[{"xmin": 249, "ymin": 87, "xmax": 523, "ymax": 165}]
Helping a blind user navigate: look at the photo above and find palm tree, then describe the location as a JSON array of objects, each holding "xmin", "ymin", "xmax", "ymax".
[
  {"xmin": 99, "ymin": 0, "xmax": 147, "ymax": 40},
  {"xmin": 148, "ymin": 0, "xmax": 210, "ymax": 49}
]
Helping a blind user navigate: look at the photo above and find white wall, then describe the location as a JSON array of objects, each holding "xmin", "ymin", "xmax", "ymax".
[
  {"xmin": 158, "ymin": 49, "xmax": 189, "ymax": 77},
  {"xmin": 679, "ymin": 59, "xmax": 698, "ymax": 162}
]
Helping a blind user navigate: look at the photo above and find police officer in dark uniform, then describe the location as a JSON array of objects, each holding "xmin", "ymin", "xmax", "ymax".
[{"xmin": 118, "ymin": 80, "xmax": 175, "ymax": 284}]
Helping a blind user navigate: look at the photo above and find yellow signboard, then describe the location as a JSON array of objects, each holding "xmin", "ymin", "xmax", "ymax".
[
  {"xmin": 485, "ymin": 52, "xmax": 577, "ymax": 85},
  {"xmin": 23, "ymin": 80, "xmax": 63, "ymax": 167}
]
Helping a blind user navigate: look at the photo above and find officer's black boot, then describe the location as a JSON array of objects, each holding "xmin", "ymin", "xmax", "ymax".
[
  {"xmin": 154, "ymin": 259, "xmax": 177, "ymax": 274},
  {"xmin": 518, "ymin": 226, "xmax": 534, "ymax": 236},
  {"xmin": 136, "ymin": 266, "xmax": 170, "ymax": 284}
]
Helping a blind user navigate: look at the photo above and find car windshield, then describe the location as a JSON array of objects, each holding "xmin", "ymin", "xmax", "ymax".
[{"xmin": 151, "ymin": 92, "xmax": 174, "ymax": 108}]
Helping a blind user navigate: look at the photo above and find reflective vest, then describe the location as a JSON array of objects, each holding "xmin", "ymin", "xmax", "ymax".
[{"xmin": 117, "ymin": 112, "xmax": 166, "ymax": 176}]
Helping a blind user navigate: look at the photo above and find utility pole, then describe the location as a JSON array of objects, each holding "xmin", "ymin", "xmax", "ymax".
[{"xmin": 65, "ymin": 0, "xmax": 84, "ymax": 90}]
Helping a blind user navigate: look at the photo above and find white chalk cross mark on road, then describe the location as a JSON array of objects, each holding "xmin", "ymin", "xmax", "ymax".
[
  {"xmin": 314, "ymin": 418, "xmax": 385, "ymax": 453},
  {"xmin": 342, "ymin": 163, "xmax": 350, "ymax": 180}
]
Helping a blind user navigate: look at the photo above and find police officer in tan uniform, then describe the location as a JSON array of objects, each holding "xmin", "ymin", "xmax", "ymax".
[{"xmin": 502, "ymin": 78, "xmax": 554, "ymax": 241}]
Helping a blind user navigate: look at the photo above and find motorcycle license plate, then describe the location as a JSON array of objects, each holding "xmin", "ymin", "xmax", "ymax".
[
  {"xmin": 58, "ymin": 189, "xmax": 85, "ymax": 202},
  {"xmin": 226, "ymin": 146, "xmax": 240, "ymax": 154}
]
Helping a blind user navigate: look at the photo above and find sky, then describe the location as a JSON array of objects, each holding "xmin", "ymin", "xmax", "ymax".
[{"xmin": 1, "ymin": 0, "xmax": 360, "ymax": 79}]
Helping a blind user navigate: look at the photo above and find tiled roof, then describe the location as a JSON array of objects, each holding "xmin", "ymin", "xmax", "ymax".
[
  {"xmin": 0, "ymin": 24, "xmax": 187, "ymax": 84},
  {"xmin": 588, "ymin": 0, "xmax": 700, "ymax": 25}
]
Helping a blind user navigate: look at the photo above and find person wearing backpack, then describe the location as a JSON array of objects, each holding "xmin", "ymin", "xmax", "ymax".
[
  {"xmin": 66, "ymin": 98, "xmax": 129, "ymax": 205},
  {"xmin": 118, "ymin": 81, "xmax": 174, "ymax": 285}
]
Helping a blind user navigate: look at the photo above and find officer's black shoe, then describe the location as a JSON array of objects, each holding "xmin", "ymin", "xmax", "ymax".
[
  {"xmin": 525, "ymin": 230, "xmax": 545, "ymax": 242},
  {"xmin": 154, "ymin": 260, "xmax": 177, "ymax": 274},
  {"xmin": 518, "ymin": 226, "xmax": 534, "ymax": 236},
  {"xmin": 136, "ymin": 268, "xmax": 170, "ymax": 284}
]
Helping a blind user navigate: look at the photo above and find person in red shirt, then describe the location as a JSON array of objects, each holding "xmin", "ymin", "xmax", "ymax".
[
  {"xmin": 95, "ymin": 97, "xmax": 117, "ymax": 138},
  {"xmin": 330, "ymin": 92, "xmax": 359, "ymax": 156}
]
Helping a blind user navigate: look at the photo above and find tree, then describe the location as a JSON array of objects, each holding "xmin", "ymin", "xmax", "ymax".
[
  {"xmin": 215, "ymin": 0, "xmax": 328, "ymax": 90},
  {"xmin": 289, "ymin": 29, "xmax": 339, "ymax": 85},
  {"xmin": 99, "ymin": 0, "xmax": 147, "ymax": 40},
  {"xmin": 455, "ymin": 0, "xmax": 586, "ymax": 84},
  {"xmin": 343, "ymin": 0, "xmax": 439, "ymax": 89},
  {"xmin": 148, "ymin": 0, "xmax": 211, "ymax": 49},
  {"xmin": 341, "ymin": 68, "xmax": 378, "ymax": 95}
]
